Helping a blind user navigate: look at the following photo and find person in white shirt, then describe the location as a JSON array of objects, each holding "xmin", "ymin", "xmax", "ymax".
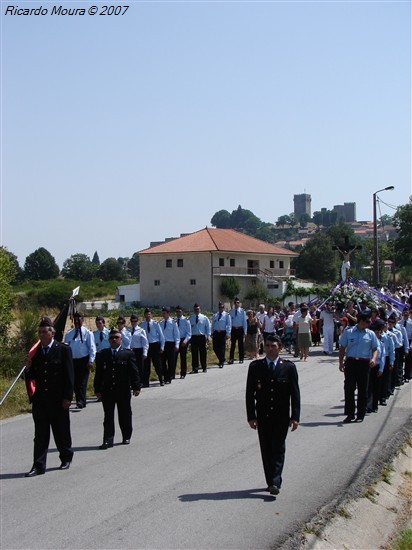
[
  {"xmin": 64, "ymin": 312, "xmax": 96, "ymax": 409},
  {"xmin": 320, "ymin": 304, "xmax": 335, "ymax": 355},
  {"xmin": 93, "ymin": 316, "xmax": 110, "ymax": 353}
]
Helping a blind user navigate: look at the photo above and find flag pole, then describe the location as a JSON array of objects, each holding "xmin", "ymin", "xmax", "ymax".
[{"xmin": 0, "ymin": 366, "xmax": 26, "ymax": 406}]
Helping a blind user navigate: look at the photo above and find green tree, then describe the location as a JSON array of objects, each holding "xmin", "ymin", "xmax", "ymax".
[
  {"xmin": 98, "ymin": 258, "xmax": 126, "ymax": 281},
  {"xmin": 230, "ymin": 205, "xmax": 261, "ymax": 233},
  {"xmin": 393, "ymin": 200, "xmax": 412, "ymax": 268},
  {"xmin": 24, "ymin": 247, "xmax": 59, "ymax": 280},
  {"xmin": 62, "ymin": 253, "xmax": 97, "ymax": 281},
  {"xmin": 244, "ymin": 281, "xmax": 269, "ymax": 305},
  {"xmin": 211, "ymin": 210, "xmax": 232, "ymax": 228},
  {"xmin": 276, "ymin": 215, "xmax": 291, "ymax": 227},
  {"xmin": 220, "ymin": 277, "xmax": 240, "ymax": 301},
  {"xmin": 294, "ymin": 232, "xmax": 338, "ymax": 283},
  {"xmin": 2, "ymin": 248, "xmax": 25, "ymax": 284},
  {"xmin": 0, "ymin": 247, "xmax": 17, "ymax": 344},
  {"xmin": 127, "ymin": 253, "xmax": 140, "ymax": 279},
  {"xmin": 92, "ymin": 251, "xmax": 100, "ymax": 265},
  {"xmin": 299, "ymin": 213, "xmax": 311, "ymax": 228}
]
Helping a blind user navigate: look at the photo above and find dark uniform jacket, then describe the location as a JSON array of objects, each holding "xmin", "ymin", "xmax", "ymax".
[
  {"xmin": 26, "ymin": 341, "xmax": 74, "ymax": 403},
  {"xmin": 94, "ymin": 348, "xmax": 140, "ymax": 394},
  {"xmin": 246, "ymin": 357, "xmax": 300, "ymax": 424}
]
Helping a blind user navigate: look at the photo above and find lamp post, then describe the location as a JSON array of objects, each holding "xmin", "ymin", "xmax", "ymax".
[{"xmin": 373, "ymin": 186, "xmax": 394, "ymax": 288}]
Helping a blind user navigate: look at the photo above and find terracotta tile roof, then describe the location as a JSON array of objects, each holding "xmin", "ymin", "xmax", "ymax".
[{"xmin": 139, "ymin": 228, "xmax": 298, "ymax": 256}]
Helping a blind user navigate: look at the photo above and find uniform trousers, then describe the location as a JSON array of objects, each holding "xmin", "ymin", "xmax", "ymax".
[
  {"xmin": 162, "ymin": 341, "xmax": 176, "ymax": 382},
  {"xmin": 257, "ymin": 419, "xmax": 289, "ymax": 488},
  {"xmin": 212, "ymin": 331, "xmax": 226, "ymax": 365},
  {"xmin": 322, "ymin": 326, "xmax": 334, "ymax": 354},
  {"xmin": 73, "ymin": 355, "xmax": 90, "ymax": 407},
  {"xmin": 132, "ymin": 348, "xmax": 144, "ymax": 383},
  {"xmin": 390, "ymin": 348, "xmax": 404, "ymax": 389},
  {"xmin": 379, "ymin": 357, "xmax": 391, "ymax": 401},
  {"xmin": 190, "ymin": 335, "xmax": 207, "ymax": 371},
  {"xmin": 367, "ymin": 366, "xmax": 382, "ymax": 411},
  {"xmin": 344, "ymin": 358, "xmax": 370, "ymax": 420},
  {"xmin": 32, "ymin": 397, "xmax": 73, "ymax": 470},
  {"xmin": 101, "ymin": 389, "xmax": 132, "ymax": 443},
  {"xmin": 143, "ymin": 342, "xmax": 163, "ymax": 386},
  {"xmin": 404, "ymin": 348, "xmax": 412, "ymax": 381},
  {"xmin": 176, "ymin": 338, "xmax": 188, "ymax": 377},
  {"xmin": 230, "ymin": 327, "xmax": 244, "ymax": 362}
]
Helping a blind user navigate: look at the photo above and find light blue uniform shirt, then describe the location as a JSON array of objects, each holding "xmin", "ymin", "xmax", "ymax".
[
  {"xmin": 339, "ymin": 325, "xmax": 378, "ymax": 359},
  {"xmin": 139, "ymin": 320, "xmax": 165, "ymax": 348},
  {"xmin": 64, "ymin": 326, "xmax": 96, "ymax": 362},
  {"xmin": 93, "ymin": 327, "xmax": 111, "ymax": 353},
  {"xmin": 229, "ymin": 307, "xmax": 247, "ymax": 331},
  {"xmin": 173, "ymin": 316, "xmax": 192, "ymax": 344},
  {"xmin": 159, "ymin": 318, "xmax": 180, "ymax": 347},
  {"xmin": 130, "ymin": 327, "xmax": 149, "ymax": 356},
  {"xmin": 212, "ymin": 311, "xmax": 232, "ymax": 336},
  {"xmin": 381, "ymin": 331, "xmax": 395, "ymax": 365},
  {"xmin": 189, "ymin": 313, "xmax": 211, "ymax": 337},
  {"xmin": 388, "ymin": 327, "xmax": 403, "ymax": 349},
  {"xmin": 395, "ymin": 323, "xmax": 409, "ymax": 352}
]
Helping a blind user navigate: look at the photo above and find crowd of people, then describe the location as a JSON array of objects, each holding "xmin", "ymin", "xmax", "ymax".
[{"xmin": 22, "ymin": 285, "xmax": 412, "ymax": 478}]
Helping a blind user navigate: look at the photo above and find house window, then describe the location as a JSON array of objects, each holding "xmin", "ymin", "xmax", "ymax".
[
  {"xmin": 270, "ymin": 261, "xmax": 275, "ymax": 268},
  {"xmin": 119, "ymin": 294, "xmax": 125, "ymax": 303},
  {"xmin": 219, "ymin": 258, "xmax": 225, "ymax": 267},
  {"xmin": 177, "ymin": 259, "xmax": 183, "ymax": 267},
  {"xmin": 268, "ymin": 284, "xmax": 279, "ymax": 289},
  {"xmin": 190, "ymin": 279, "xmax": 196, "ymax": 285},
  {"xmin": 230, "ymin": 259, "xmax": 235, "ymax": 267},
  {"xmin": 154, "ymin": 280, "xmax": 160, "ymax": 286},
  {"xmin": 166, "ymin": 259, "xmax": 172, "ymax": 268},
  {"xmin": 279, "ymin": 261, "xmax": 284, "ymax": 269}
]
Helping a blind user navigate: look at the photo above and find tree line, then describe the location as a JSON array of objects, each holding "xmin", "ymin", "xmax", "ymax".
[{"xmin": 3, "ymin": 248, "xmax": 140, "ymax": 284}]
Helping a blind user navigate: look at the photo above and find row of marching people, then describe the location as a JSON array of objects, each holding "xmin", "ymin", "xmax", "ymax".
[{"xmin": 338, "ymin": 307, "xmax": 411, "ymax": 424}]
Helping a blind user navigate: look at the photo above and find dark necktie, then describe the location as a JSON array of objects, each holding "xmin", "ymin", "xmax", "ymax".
[
  {"xmin": 73, "ymin": 329, "xmax": 78, "ymax": 340},
  {"xmin": 132, "ymin": 327, "xmax": 135, "ymax": 335},
  {"xmin": 43, "ymin": 347, "xmax": 49, "ymax": 355},
  {"xmin": 177, "ymin": 318, "xmax": 180, "ymax": 327},
  {"xmin": 218, "ymin": 312, "xmax": 222, "ymax": 321},
  {"xmin": 269, "ymin": 361, "xmax": 275, "ymax": 371},
  {"xmin": 100, "ymin": 332, "xmax": 103, "ymax": 342},
  {"xmin": 404, "ymin": 320, "xmax": 407, "ymax": 327},
  {"xmin": 235, "ymin": 309, "xmax": 238, "ymax": 317},
  {"xmin": 164, "ymin": 320, "xmax": 167, "ymax": 331},
  {"xmin": 147, "ymin": 322, "xmax": 150, "ymax": 333},
  {"xmin": 112, "ymin": 349, "xmax": 117, "ymax": 358},
  {"xmin": 196, "ymin": 315, "xmax": 199, "ymax": 324}
]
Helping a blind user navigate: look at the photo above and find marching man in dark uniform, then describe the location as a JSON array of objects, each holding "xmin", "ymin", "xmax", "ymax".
[
  {"xmin": 25, "ymin": 317, "xmax": 74, "ymax": 477},
  {"xmin": 94, "ymin": 328, "xmax": 141, "ymax": 449},
  {"xmin": 246, "ymin": 334, "xmax": 300, "ymax": 495}
]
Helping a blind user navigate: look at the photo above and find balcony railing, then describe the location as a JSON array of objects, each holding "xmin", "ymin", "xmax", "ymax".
[{"xmin": 213, "ymin": 267, "xmax": 295, "ymax": 277}]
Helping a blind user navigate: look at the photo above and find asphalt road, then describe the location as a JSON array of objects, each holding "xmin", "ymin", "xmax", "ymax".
[{"xmin": 1, "ymin": 348, "xmax": 411, "ymax": 549}]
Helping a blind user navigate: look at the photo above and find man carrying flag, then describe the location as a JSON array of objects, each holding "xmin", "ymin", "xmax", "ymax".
[{"xmin": 24, "ymin": 317, "xmax": 74, "ymax": 477}]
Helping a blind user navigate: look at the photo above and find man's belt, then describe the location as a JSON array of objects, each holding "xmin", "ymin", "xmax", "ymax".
[{"xmin": 347, "ymin": 357, "xmax": 369, "ymax": 361}]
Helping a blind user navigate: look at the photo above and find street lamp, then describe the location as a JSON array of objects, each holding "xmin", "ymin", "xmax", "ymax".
[{"xmin": 373, "ymin": 186, "xmax": 395, "ymax": 288}]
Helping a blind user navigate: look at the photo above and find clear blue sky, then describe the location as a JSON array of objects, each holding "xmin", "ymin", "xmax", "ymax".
[{"xmin": 1, "ymin": 0, "xmax": 410, "ymax": 268}]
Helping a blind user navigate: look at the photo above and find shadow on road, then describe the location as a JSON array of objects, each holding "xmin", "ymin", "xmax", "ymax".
[{"xmin": 179, "ymin": 488, "xmax": 276, "ymax": 502}]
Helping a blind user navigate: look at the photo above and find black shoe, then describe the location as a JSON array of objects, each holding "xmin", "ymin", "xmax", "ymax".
[
  {"xmin": 99, "ymin": 441, "xmax": 113, "ymax": 450},
  {"xmin": 239, "ymin": 360, "xmax": 244, "ymax": 364},
  {"xmin": 366, "ymin": 408, "xmax": 372, "ymax": 414},
  {"xmin": 76, "ymin": 402, "xmax": 84, "ymax": 409},
  {"xmin": 180, "ymin": 375, "xmax": 185, "ymax": 379},
  {"xmin": 59, "ymin": 462, "xmax": 71, "ymax": 470},
  {"xmin": 203, "ymin": 368, "xmax": 207, "ymax": 372},
  {"xmin": 143, "ymin": 383, "xmax": 150, "ymax": 388},
  {"xmin": 191, "ymin": 370, "xmax": 198, "ymax": 374},
  {"xmin": 219, "ymin": 364, "xmax": 224, "ymax": 368},
  {"xmin": 372, "ymin": 408, "xmax": 378, "ymax": 413},
  {"xmin": 356, "ymin": 417, "xmax": 364, "ymax": 423},
  {"xmin": 268, "ymin": 485, "xmax": 280, "ymax": 495},
  {"xmin": 122, "ymin": 439, "xmax": 130, "ymax": 445},
  {"xmin": 25, "ymin": 467, "xmax": 45, "ymax": 477},
  {"xmin": 380, "ymin": 399, "xmax": 387, "ymax": 406},
  {"xmin": 343, "ymin": 416, "xmax": 355, "ymax": 424},
  {"xmin": 227, "ymin": 360, "xmax": 234, "ymax": 365}
]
